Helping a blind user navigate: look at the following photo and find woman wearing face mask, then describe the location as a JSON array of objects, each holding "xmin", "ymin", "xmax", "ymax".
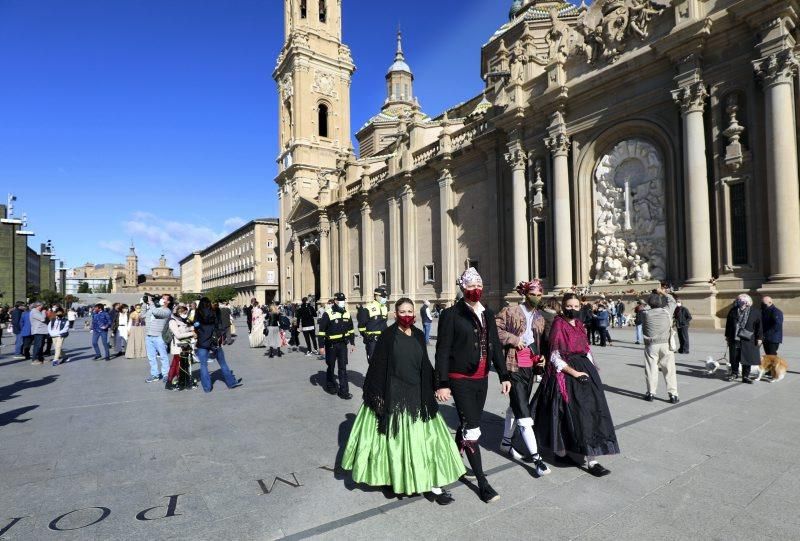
[
  {"xmin": 166, "ymin": 305, "xmax": 198, "ymax": 390},
  {"xmin": 116, "ymin": 304, "xmax": 129, "ymax": 356},
  {"xmin": 264, "ymin": 304, "xmax": 283, "ymax": 358},
  {"xmin": 342, "ymin": 298, "xmax": 465, "ymax": 505},
  {"xmin": 434, "ymin": 267, "xmax": 511, "ymax": 503},
  {"xmin": 724, "ymin": 294, "xmax": 762, "ymax": 383},
  {"xmin": 531, "ymin": 293, "xmax": 619, "ymax": 477},
  {"xmin": 126, "ymin": 304, "xmax": 147, "ymax": 359},
  {"xmin": 194, "ymin": 297, "xmax": 242, "ymax": 393}
]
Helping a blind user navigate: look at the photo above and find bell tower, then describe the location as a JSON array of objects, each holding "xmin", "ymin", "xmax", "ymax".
[{"xmin": 126, "ymin": 242, "xmax": 138, "ymax": 287}]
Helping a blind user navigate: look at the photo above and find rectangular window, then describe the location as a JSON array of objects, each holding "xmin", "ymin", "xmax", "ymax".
[
  {"xmin": 377, "ymin": 270, "xmax": 387, "ymax": 286},
  {"xmin": 730, "ymin": 183, "xmax": 749, "ymax": 265},
  {"xmin": 537, "ymin": 221, "xmax": 547, "ymax": 278},
  {"xmin": 300, "ymin": 0, "xmax": 307, "ymax": 18},
  {"xmin": 352, "ymin": 273, "xmax": 361, "ymax": 290},
  {"xmin": 423, "ymin": 264, "xmax": 435, "ymax": 284},
  {"xmin": 319, "ymin": 0, "xmax": 327, "ymax": 23},
  {"xmin": 267, "ymin": 240, "xmax": 274, "ymax": 248}
]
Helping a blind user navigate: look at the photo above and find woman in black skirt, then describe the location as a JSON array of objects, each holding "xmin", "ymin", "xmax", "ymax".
[{"xmin": 532, "ymin": 293, "xmax": 619, "ymax": 477}]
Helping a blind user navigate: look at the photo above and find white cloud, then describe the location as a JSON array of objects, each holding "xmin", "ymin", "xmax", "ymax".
[{"xmin": 223, "ymin": 217, "xmax": 247, "ymax": 231}]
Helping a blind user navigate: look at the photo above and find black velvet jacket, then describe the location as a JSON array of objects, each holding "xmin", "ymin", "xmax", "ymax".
[{"xmin": 434, "ymin": 300, "xmax": 510, "ymax": 388}]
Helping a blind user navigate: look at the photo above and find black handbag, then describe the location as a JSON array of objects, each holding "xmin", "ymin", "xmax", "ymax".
[{"xmin": 737, "ymin": 328, "xmax": 754, "ymax": 341}]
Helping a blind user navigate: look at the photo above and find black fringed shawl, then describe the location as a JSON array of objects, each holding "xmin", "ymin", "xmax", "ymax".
[{"xmin": 362, "ymin": 324, "xmax": 439, "ymax": 436}]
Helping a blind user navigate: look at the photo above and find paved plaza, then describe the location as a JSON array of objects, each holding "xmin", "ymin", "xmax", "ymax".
[{"xmin": 0, "ymin": 319, "xmax": 798, "ymax": 540}]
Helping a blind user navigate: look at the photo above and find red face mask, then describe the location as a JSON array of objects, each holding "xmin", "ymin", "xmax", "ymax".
[
  {"xmin": 463, "ymin": 288, "xmax": 483, "ymax": 303},
  {"xmin": 397, "ymin": 315, "xmax": 416, "ymax": 328}
]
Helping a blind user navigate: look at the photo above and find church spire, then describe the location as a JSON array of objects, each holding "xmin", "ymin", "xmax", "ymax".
[{"xmin": 388, "ymin": 29, "xmax": 412, "ymax": 76}]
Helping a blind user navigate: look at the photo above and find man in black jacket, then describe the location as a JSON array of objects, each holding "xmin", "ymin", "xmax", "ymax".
[
  {"xmin": 673, "ymin": 297, "xmax": 692, "ymax": 354},
  {"xmin": 435, "ymin": 267, "xmax": 511, "ymax": 504},
  {"xmin": 244, "ymin": 298, "xmax": 257, "ymax": 333},
  {"xmin": 296, "ymin": 298, "xmax": 318, "ymax": 356}
]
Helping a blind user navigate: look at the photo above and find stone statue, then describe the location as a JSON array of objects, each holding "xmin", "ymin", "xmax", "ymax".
[
  {"xmin": 575, "ymin": 0, "xmax": 667, "ymax": 64},
  {"xmin": 545, "ymin": 8, "xmax": 571, "ymax": 62}
]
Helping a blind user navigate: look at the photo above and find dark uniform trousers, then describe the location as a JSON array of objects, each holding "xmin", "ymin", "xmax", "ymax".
[{"xmin": 326, "ymin": 341, "xmax": 349, "ymax": 394}]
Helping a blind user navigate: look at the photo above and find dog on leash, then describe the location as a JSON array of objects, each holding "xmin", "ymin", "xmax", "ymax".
[{"xmin": 754, "ymin": 355, "xmax": 788, "ymax": 383}]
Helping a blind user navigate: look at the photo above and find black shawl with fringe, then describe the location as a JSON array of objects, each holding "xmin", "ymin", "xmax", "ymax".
[{"xmin": 362, "ymin": 324, "xmax": 439, "ymax": 436}]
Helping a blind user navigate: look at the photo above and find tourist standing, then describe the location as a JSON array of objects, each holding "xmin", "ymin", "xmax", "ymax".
[
  {"xmin": 580, "ymin": 298, "xmax": 596, "ymax": 345},
  {"xmin": 616, "ymin": 299, "xmax": 626, "ymax": 327},
  {"xmin": 633, "ymin": 300, "xmax": 648, "ymax": 345},
  {"xmin": 342, "ymin": 298, "xmax": 464, "ymax": 504},
  {"xmin": 760, "ymin": 296, "xmax": 783, "ymax": 355},
  {"xmin": 296, "ymin": 298, "xmax": 318, "ymax": 356},
  {"xmin": 724, "ymin": 294, "xmax": 762, "ymax": 383},
  {"xmin": 67, "ymin": 307, "xmax": 77, "ymax": 329},
  {"xmin": 109, "ymin": 303, "xmax": 120, "ymax": 355},
  {"xmin": 142, "ymin": 294, "xmax": 173, "ymax": 382},
  {"xmin": 595, "ymin": 304, "xmax": 612, "ymax": 346},
  {"xmin": 249, "ymin": 303, "xmax": 266, "ymax": 348},
  {"xmin": 11, "ymin": 302, "xmax": 26, "ymax": 359},
  {"xmin": 420, "ymin": 300, "xmax": 434, "ymax": 345},
  {"xmin": 318, "ymin": 292, "xmax": 355, "ymax": 399},
  {"xmin": 244, "ymin": 298, "xmax": 256, "ymax": 333},
  {"xmin": 495, "ymin": 280, "xmax": 551, "ymax": 476},
  {"xmin": 357, "ymin": 287, "xmax": 389, "ymax": 363},
  {"xmin": 641, "ymin": 288, "xmax": 679, "ymax": 403},
  {"xmin": 166, "ymin": 305, "xmax": 197, "ymax": 390},
  {"xmin": 126, "ymin": 304, "xmax": 147, "ymax": 359},
  {"xmin": 264, "ymin": 304, "xmax": 283, "ymax": 357},
  {"xmin": 116, "ymin": 304, "xmax": 129, "ymax": 356},
  {"xmin": 673, "ymin": 297, "xmax": 692, "ymax": 354},
  {"xmin": 20, "ymin": 307, "xmax": 33, "ymax": 360},
  {"xmin": 90, "ymin": 303, "xmax": 112, "ymax": 361},
  {"xmin": 532, "ymin": 293, "xmax": 619, "ymax": 476},
  {"xmin": 434, "ymin": 268, "xmax": 511, "ymax": 503},
  {"xmin": 193, "ymin": 297, "xmax": 242, "ymax": 393},
  {"xmin": 48, "ymin": 308, "xmax": 70, "ymax": 365},
  {"xmin": 29, "ymin": 302, "xmax": 48, "ymax": 365}
]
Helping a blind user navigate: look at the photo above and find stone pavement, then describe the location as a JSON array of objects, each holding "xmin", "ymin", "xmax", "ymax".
[{"xmin": 0, "ymin": 320, "xmax": 798, "ymax": 541}]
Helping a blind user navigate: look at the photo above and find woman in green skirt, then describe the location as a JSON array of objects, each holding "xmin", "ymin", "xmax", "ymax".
[{"xmin": 342, "ymin": 298, "xmax": 465, "ymax": 504}]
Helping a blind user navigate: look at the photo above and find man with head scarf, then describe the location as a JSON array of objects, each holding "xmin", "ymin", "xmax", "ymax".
[
  {"xmin": 435, "ymin": 268, "xmax": 511, "ymax": 503},
  {"xmin": 495, "ymin": 279, "xmax": 551, "ymax": 477}
]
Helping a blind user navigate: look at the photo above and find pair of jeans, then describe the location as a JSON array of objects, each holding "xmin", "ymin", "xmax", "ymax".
[
  {"xmin": 31, "ymin": 334, "xmax": 46, "ymax": 362},
  {"xmin": 196, "ymin": 347, "xmax": 237, "ymax": 392},
  {"xmin": 22, "ymin": 336, "xmax": 33, "ymax": 359},
  {"xmin": 92, "ymin": 330, "xmax": 110, "ymax": 359},
  {"xmin": 634, "ymin": 325, "xmax": 643, "ymax": 343},
  {"xmin": 145, "ymin": 335, "xmax": 169, "ymax": 377},
  {"xmin": 14, "ymin": 333, "xmax": 23, "ymax": 355},
  {"xmin": 423, "ymin": 322, "xmax": 432, "ymax": 344}
]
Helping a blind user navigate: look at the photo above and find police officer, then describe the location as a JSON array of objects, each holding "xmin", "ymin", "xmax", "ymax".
[
  {"xmin": 318, "ymin": 292, "xmax": 355, "ymax": 399},
  {"xmin": 358, "ymin": 287, "xmax": 389, "ymax": 363}
]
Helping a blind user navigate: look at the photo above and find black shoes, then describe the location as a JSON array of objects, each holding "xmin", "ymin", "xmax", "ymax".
[
  {"xmin": 587, "ymin": 463, "xmax": 611, "ymax": 477},
  {"xmin": 726, "ymin": 372, "xmax": 740, "ymax": 382},
  {"xmin": 742, "ymin": 377, "xmax": 753, "ymax": 384},
  {"xmin": 425, "ymin": 489, "xmax": 455, "ymax": 506},
  {"xmin": 93, "ymin": 356, "xmax": 101, "ymax": 361},
  {"xmin": 644, "ymin": 392, "xmax": 654, "ymax": 402},
  {"xmin": 230, "ymin": 378, "xmax": 244, "ymax": 389},
  {"xmin": 478, "ymin": 481, "xmax": 500, "ymax": 503},
  {"xmin": 338, "ymin": 391, "xmax": 353, "ymax": 400},
  {"xmin": 668, "ymin": 393, "xmax": 680, "ymax": 404}
]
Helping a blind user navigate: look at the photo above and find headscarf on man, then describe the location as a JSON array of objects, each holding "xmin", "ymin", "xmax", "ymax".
[
  {"xmin": 516, "ymin": 279, "xmax": 543, "ymax": 296},
  {"xmin": 458, "ymin": 267, "xmax": 482, "ymax": 289}
]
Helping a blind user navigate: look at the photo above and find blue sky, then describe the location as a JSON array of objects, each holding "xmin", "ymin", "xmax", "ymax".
[{"xmin": 0, "ymin": 0, "xmax": 514, "ymax": 272}]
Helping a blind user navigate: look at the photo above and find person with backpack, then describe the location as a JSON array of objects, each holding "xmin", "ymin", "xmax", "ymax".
[
  {"xmin": 48, "ymin": 307, "xmax": 71, "ymax": 365},
  {"xmin": 193, "ymin": 297, "xmax": 242, "ymax": 393}
]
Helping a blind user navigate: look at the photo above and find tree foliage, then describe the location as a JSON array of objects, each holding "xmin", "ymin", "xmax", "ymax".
[
  {"xmin": 78, "ymin": 281, "xmax": 91, "ymax": 293},
  {"xmin": 206, "ymin": 286, "xmax": 237, "ymax": 303},
  {"xmin": 38, "ymin": 289, "xmax": 63, "ymax": 307},
  {"xmin": 179, "ymin": 292, "xmax": 202, "ymax": 304}
]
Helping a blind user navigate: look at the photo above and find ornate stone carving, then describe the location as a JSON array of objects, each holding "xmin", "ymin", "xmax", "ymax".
[
  {"xmin": 722, "ymin": 94, "xmax": 747, "ymax": 171},
  {"xmin": 671, "ymin": 81, "xmax": 708, "ymax": 114},
  {"xmin": 545, "ymin": 132, "xmax": 570, "ymax": 156},
  {"xmin": 312, "ymin": 70, "xmax": 338, "ymax": 98},
  {"xmin": 545, "ymin": 8, "xmax": 572, "ymax": 63},
  {"xmin": 530, "ymin": 157, "xmax": 546, "ymax": 214},
  {"xmin": 754, "ymin": 49, "xmax": 799, "ymax": 87},
  {"xmin": 302, "ymin": 234, "xmax": 319, "ymax": 253},
  {"xmin": 279, "ymin": 74, "xmax": 293, "ymax": 101},
  {"xmin": 592, "ymin": 139, "xmax": 667, "ymax": 283},
  {"xmin": 504, "ymin": 147, "xmax": 527, "ymax": 170},
  {"xmin": 576, "ymin": 0, "xmax": 668, "ymax": 64}
]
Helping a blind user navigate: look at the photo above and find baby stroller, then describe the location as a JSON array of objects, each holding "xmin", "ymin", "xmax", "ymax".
[{"xmin": 165, "ymin": 341, "xmax": 198, "ymax": 390}]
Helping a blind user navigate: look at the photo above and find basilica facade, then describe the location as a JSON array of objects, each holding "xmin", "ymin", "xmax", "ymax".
[{"xmin": 274, "ymin": 0, "xmax": 800, "ymax": 330}]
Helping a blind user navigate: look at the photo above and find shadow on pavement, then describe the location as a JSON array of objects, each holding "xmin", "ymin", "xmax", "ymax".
[
  {"xmin": 0, "ymin": 405, "xmax": 39, "ymax": 427},
  {"xmin": 309, "ymin": 370, "xmax": 365, "ymax": 391},
  {"xmin": 0, "ymin": 375, "xmax": 59, "ymax": 403}
]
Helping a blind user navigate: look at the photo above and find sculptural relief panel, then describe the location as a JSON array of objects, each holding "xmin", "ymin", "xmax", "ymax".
[{"xmin": 592, "ymin": 139, "xmax": 667, "ymax": 284}]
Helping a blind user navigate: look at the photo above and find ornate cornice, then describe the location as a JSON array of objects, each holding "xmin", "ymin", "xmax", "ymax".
[
  {"xmin": 754, "ymin": 49, "xmax": 800, "ymax": 86},
  {"xmin": 671, "ymin": 81, "xmax": 708, "ymax": 114}
]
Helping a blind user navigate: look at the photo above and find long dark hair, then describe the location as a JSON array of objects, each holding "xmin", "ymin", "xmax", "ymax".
[
  {"xmin": 561, "ymin": 293, "xmax": 580, "ymax": 311},
  {"xmin": 196, "ymin": 297, "xmax": 217, "ymax": 324}
]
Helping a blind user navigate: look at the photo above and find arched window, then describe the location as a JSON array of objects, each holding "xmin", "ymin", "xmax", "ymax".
[
  {"xmin": 300, "ymin": 0, "xmax": 307, "ymax": 18},
  {"xmin": 318, "ymin": 103, "xmax": 329, "ymax": 138},
  {"xmin": 319, "ymin": 0, "xmax": 327, "ymax": 22}
]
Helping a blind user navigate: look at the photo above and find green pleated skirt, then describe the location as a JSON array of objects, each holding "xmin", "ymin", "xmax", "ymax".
[{"xmin": 341, "ymin": 405, "xmax": 467, "ymax": 495}]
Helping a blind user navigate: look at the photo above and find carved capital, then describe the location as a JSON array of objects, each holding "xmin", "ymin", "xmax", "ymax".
[
  {"xmin": 360, "ymin": 196, "xmax": 371, "ymax": 213},
  {"xmin": 754, "ymin": 49, "xmax": 799, "ymax": 87},
  {"xmin": 504, "ymin": 147, "xmax": 527, "ymax": 171},
  {"xmin": 438, "ymin": 168, "xmax": 453, "ymax": 189},
  {"xmin": 319, "ymin": 213, "xmax": 330, "ymax": 237},
  {"xmin": 545, "ymin": 132, "xmax": 570, "ymax": 157},
  {"xmin": 671, "ymin": 81, "xmax": 708, "ymax": 114},
  {"xmin": 401, "ymin": 180, "xmax": 414, "ymax": 199}
]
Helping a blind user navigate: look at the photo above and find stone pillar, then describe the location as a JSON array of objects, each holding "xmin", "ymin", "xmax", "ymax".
[
  {"xmin": 360, "ymin": 196, "xmax": 374, "ymax": 301},
  {"xmin": 438, "ymin": 168, "xmax": 457, "ymax": 301},
  {"xmin": 291, "ymin": 232, "xmax": 302, "ymax": 303},
  {"xmin": 755, "ymin": 50, "xmax": 800, "ymax": 283},
  {"xmin": 337, "ymin": 206, "xmax": 349, "ymax": 297},
  {"xmin": 388, "ymin": 194, "xmax": 402, "ymax": 297},
  {"xmin": 319, "ymin": 212, "xmax": 331, "ymax": 300},
  {"xmin": 401, "ymin": 180, "xmax": 417, "ymax": 299},
  {"xmin": 546, "ymin": 132, "xmax": 572, "ymax": 290},
  {"xmin": 505, "ymin": 142, "xmax": 529, "ymax": 285},
  {"xmin": 672, "ymin": 81, "xmax": 713, "ymax": 286},
  {"xmin": 330, "ymin": 219, "xmax": 339, "ymax": 294}
]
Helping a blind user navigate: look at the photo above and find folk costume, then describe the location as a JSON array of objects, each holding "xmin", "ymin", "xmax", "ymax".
[
  {"xmin": 531, "ymin": 314, "xmax": 619, "ymax": 476},
  {"xmin": 342, "ymin": 323, "xmax": 465, "ymax": 499},
  {"xmin": 249, "ymin": 306, "xmax": 266, "ymax": 348},
  {"xmin": 495, "ymin": 280, "xmax": 550, "ymax": 476},
  {"xmin": 435, "ymin": 268, "xmax": 510, "ymax": 503}
]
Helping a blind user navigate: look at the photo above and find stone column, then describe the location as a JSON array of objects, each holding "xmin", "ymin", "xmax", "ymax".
[
  {"xmin": 755, "ymin": 50, "xmax": 800, "ymax": 283},
  {"xmin": 360, "ymin": 196, "xmax": 374, "ymax": 301},
  {"xmin": 319, "ymin": 212, "xmax": 331, "ymax": 300},
  {"xmin": 401, "ymin": 180, "xmax": 417, "ymax": 299},
  {"xmin": 291, "ymin": 232, "xmax": 302, "ymax": 303},
  {"xmin": 505, "ymin": 142, "xmax": 529, "ymax": 285},
  {"xmin": 337, "ymin": 206, "xmax": 349, "ymax": 296},
  {"xmin": 330, "ymin": 219, "xmax": 339, "ymax": 294},
  {"xmin": 438, "ymin": 168, "xmax": 457, "ymax": 301},
  {"xmin": 546, "ymin": 132, "xmax": 572, "ymax": 290},
  {"xmin": 672, "ymin": 81, "xmax": 713, "ymax": 286},
  {"xmin": 388, "ymin": 194, "xmax": 402, "ymax": 297}
]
